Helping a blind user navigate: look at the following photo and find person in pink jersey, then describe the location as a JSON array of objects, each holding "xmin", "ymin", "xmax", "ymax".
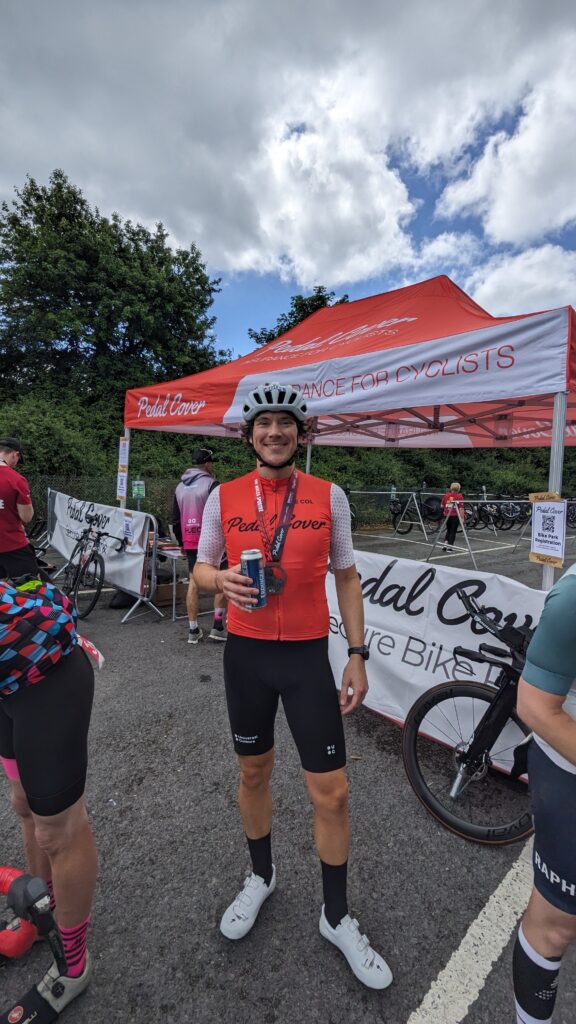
[{"xmin": 172, "ymin": 448, "xmax": 227, "ymax": 643}]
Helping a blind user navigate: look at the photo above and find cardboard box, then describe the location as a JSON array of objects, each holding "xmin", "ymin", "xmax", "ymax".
[{"xmin": 153, "ymin": 581, "xmax": 188, "ymax": 607}]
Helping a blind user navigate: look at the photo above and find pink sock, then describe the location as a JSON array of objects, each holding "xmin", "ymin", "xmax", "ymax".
[{"xmin": 58, "ymin": 916, "xmax": 91, "ymax": 977}]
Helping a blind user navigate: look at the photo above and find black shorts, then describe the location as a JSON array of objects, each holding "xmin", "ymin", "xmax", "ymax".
[
  {"xmin": 223, "ymin": 634, "xmax": 346, "ymax": 773},
  {"xmin": 0, "ymin": 645, "xmax": 95, "ymax": 816},
  {"xmin": 528, "ymin": 740, "xmax": 576, "ymax": 914},
  {"xmin": 0, "ymin": 543, "xmax": 39, "ymax": 581},
  {"xmin": 185, "ymin": 550, "xmax": 228, "ymax": 572}
]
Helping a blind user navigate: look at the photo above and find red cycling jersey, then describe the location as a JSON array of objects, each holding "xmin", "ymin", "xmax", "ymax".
[
  {"xmin": 0, "ymin": 465, "xmax": 31, "ymax": 553},
  {"xmin": 219, "ymin": 470, "xmax": 332, "ymax": 641},
  {"xmin": 440, "ymin": 491, "xmax": 464, "ymax": 517}
]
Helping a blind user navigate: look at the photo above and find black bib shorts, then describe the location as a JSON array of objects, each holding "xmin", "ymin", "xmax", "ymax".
[
  {"xmin": 0, "ymin": 644, "xmax": 95, "ymax": 816},
  {"xmin": 528, "ymin": 740, "xmax": 576, "ymax": 914},
  {"xmin": 223, "ymin": 634, "xmax": 346, "ymax": 773}
]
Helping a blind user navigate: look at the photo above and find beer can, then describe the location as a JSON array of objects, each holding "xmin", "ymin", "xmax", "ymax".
[{"xmin": 240, "ymin": 549, "xmax": 267, "ymax": 609}]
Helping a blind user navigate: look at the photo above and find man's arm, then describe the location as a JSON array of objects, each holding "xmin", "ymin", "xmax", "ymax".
[
  {"xmin": 17, "ymin": 501, "xmax": 34, "ymax": 524},
  {"xmin": 333, "ymin": 564, "xmax": 368, "ymax": 715},
  {"xmin": 517, "ymin": 679, "xmax": 576, "ymax": 766},
  {"xmin": 193, "ymin": 487, "xmax": 258, "ymax": 609}
]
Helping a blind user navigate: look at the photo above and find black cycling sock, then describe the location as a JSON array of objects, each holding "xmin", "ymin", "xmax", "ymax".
[
  {"xmin": 321, "ymin": 860, "xmax": 348, "ymax": 929},
  {"xmin": 246, "ymin": 833, "xmax": 273, "ymax": 886},
  {"xmin": 513, "ymin": 924, "xmax": 561, "ymax": 1023}
]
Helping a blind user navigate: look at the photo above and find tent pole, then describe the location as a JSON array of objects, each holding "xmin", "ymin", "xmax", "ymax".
[
  {"xmin": 305, "ymin": 441, "xmax": 312, "ymax": 474},
  {"xmin": 543, "ymin": 391, "xmax": 567, "ymax": 590},
  {"xmin": 120, "ymin": 427, "xmax": 130, "ymax": 510}
]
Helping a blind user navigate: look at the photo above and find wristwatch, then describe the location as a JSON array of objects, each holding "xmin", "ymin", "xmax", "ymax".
[{"xmin": 347, "ymin": 645, "xmax": 370, "ymax": 661}]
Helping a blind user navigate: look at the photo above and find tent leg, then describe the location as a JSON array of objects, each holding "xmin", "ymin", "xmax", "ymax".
[
  {"xmin": 119, "ymin": 427, "xmax": 131, "ymax": 510},
  {"xmin": 305, "ymin": 442, "xmax": 312, "ymax": 474},
  {"xmin": 543, "ymin": 392, "xmax": 567, "ymax": 591}
]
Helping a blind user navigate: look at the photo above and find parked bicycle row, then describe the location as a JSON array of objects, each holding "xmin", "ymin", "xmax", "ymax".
[{"xmin": 346, "ymin": 488, "xmax": 576, "ymax": 534}]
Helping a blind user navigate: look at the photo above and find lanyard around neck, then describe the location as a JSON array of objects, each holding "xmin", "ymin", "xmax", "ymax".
[{"xmin": 253, "ymin": 472, "xmax": 298, "ymax": 563}]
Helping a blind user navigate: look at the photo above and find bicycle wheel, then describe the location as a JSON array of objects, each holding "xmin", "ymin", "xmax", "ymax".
[
  {"xmin": 402, "ymin": 681, "xmax": 533, "ymax": 845},
  {"xmin": 392, "ymin": 512, "xmax": 413, "ymax": 534},
  {"xmin": 422, "ymin": 497, "xmax": 443, "ymax": 522},
  {"xmin": 60, "ymin": 541, "xmax": 84, "ymax": 596},
  {"xmin": 462, "ymin": 503, "xmax": 478, "ymax": 528},
  {"xmin": 73, "ymin": 553, "xmax": 105, "ymax": 619}
]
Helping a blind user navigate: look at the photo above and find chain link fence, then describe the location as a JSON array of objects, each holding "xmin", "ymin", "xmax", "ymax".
[{"xmin": 28, "ymin": 476, "xmax": 178, "ymax": 536}]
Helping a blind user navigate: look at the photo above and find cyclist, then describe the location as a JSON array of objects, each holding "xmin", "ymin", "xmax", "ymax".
[
  {"xmin": 0, "ymin": 575, "xmax": 100, "ymax": 1021},
  {"xmin": 440, "ymin": 481, "xmax": 464, "ymax": 551},
  {"xmin": 172, "ymin": 448, "xmax": 227, "ymax": 643},
  {"xmin": 194, "ymin": 383, "xmax": 392, "ymax": 990},
  {"xmin": 0, "ymin": 438, "xmax": 40, "ymax": 580},
  {"xmin": 514, "ymin": 566, "xmax": 576, "ymax": 1023}
]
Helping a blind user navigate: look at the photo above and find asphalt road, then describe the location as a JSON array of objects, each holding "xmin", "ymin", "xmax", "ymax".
[{"xmin": 1, "ymin": 534, "xmax": 575, "ymax": 1023}]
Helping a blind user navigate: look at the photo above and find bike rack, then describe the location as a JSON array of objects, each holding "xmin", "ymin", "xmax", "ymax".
[
  {"xmin": 392, "ymin": 491, "xmax": 433, "ymax": 541},
  {"xmin": 427, "ymin": 503, "xmax": 478, "ymax": 568}
]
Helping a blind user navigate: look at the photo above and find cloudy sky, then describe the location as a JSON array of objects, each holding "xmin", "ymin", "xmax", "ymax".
[{"xmin": 2, "ymin": 0, "xmax": 575, "ymax": 355}]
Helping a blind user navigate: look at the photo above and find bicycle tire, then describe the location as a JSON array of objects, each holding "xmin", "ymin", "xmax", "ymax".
[
  {"xmin": 60, "ymin": 540, "xmax": 84, "ymax": 595},
  {"xmin": 73, "ymin": 552, "xmax": 105, "ymax": 619},
  {"xmin": 402, "ymin": 680, "xmax": 533, "ymax": 845},
  {"xmin": 392, "ymin": 512, "xmax": 413, "ymax": 534}
]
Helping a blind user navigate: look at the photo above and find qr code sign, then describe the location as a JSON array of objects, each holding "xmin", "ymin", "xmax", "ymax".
[{"xmin": 542, "ymin": 515, "xmax": 555, "ymax": 532}]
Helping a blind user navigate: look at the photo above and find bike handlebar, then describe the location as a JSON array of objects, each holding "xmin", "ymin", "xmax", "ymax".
[
  {"xmin": 455, "ymin": 586, "xmax": 533, "ymax": 656},
  {"xmin": 78, "ymin": 526, "xmax": 128, "ymax": 553}
]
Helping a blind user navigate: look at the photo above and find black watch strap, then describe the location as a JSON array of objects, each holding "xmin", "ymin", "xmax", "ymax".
[{"xmin": 347, "ymin": 645, "xmax": 369, "ymax": 661}]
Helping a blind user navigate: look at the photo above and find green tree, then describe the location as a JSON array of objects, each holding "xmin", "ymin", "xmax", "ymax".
[
  {"xmin": 248, "ymin": 285, "xmax": 349, "ymax": 346},
  {"xmin": 0, "ymin": 169, "xmax": 223, "ymax": 402}
]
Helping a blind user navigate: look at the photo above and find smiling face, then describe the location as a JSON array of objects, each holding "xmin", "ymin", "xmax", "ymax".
[{"xmin": 251, "ymin": 411, "xmax": 299, "ymax": 476}]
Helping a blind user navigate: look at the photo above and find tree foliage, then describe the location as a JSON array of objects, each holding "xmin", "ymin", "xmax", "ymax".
[
  {"xmin": 0, "ymin": 169, "xmax": 223, "ymax": 403},
  {"xmin": 248, "ymin": 285, "xmax": 349, "ymax": 346}
]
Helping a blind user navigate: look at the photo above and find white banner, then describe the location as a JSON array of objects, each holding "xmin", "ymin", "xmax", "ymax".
[
  {"xmin": 327, "ymin": 551, "xmax": 546, "ymax": 723},
  {"xmin": 48, "ymin": 489, "xmax": 150, "ymax": 597},
  {"xmin": 224, "ymin": 309, "xmax": 568, "ymax": 423}
]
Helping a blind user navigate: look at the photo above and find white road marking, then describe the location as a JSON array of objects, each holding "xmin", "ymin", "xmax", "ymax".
[{"xmin": 406, "ymin": 839, "xmax": 533, "ymax": 1024}]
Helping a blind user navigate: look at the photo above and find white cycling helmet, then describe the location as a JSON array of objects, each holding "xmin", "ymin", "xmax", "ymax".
[{"xmin": 242, "ymin": 382, "xmax": 308, "ymax": 423}]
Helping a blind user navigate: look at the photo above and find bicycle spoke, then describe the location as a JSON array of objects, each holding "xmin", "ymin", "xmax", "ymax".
[{"xmin": 408, "ymin": 687, "xmax": 532, "ymax": 836}]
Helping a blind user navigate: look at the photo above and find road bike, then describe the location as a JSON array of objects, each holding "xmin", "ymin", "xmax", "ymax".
[
  {"xmin": 390, "ymin": 492, "xmax": 443, "ymax": 535},
  {"xmin": 59, "ymin": 516, "xmax": 127, "ymax": 619},
  {"xmin": 402, "ymin": 587, "xmax": 534, "ymax": 845}
]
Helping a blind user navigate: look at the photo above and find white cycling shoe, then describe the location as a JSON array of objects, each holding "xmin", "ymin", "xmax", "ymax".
[
  {"xmin": 220, "ymin": 867, "xmax": 276, "ymax": 940},
  {"xmin": 319, "ymin": 907, "xmax": 393, "ymax": 990}
]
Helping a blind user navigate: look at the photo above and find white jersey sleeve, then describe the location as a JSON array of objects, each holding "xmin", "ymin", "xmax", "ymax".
[
  {"xmin": 329, "ymin": 484, "xmax": 355, "ymax": 569},
  {"xmin": 197, "ymin": 488, "xmax": 226, "ymax": 566}
]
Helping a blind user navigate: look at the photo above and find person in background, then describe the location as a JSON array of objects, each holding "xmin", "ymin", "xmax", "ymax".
[
  {"xmin": 172, "ymin": 448, "xmax": 226, "ymax": 643},
  {"xmin": 440, "ymin": 481, "xmax": 464, "ymax": 552},
  {"xmin": 0, "ymin": 438, "xmax": 39, "ymax": 580},
  {"xmin": 513, "ymin": 567, "xmax": 576, "ymax": 1024}
]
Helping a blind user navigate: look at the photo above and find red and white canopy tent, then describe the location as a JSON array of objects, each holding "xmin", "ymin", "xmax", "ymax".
[{"xmin": 124, "ymin": 275, "xmax": 576, "ymax": 584}]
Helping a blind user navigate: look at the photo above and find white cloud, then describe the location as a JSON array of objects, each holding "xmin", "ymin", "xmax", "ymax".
[
  {"xmin": 465, "ymin": 245, "xmax": 576, "ymax": 315},
  {"xmin": 415, "ymin": 232, "xmax": 482, "ymax": 273},
  {"xmin": 437, "ymin": 48, "xmax": 576, "ymax": 244},
  {"xmin": 0, "ymin": 0, "xmax": 575, "ymax": 290}
]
